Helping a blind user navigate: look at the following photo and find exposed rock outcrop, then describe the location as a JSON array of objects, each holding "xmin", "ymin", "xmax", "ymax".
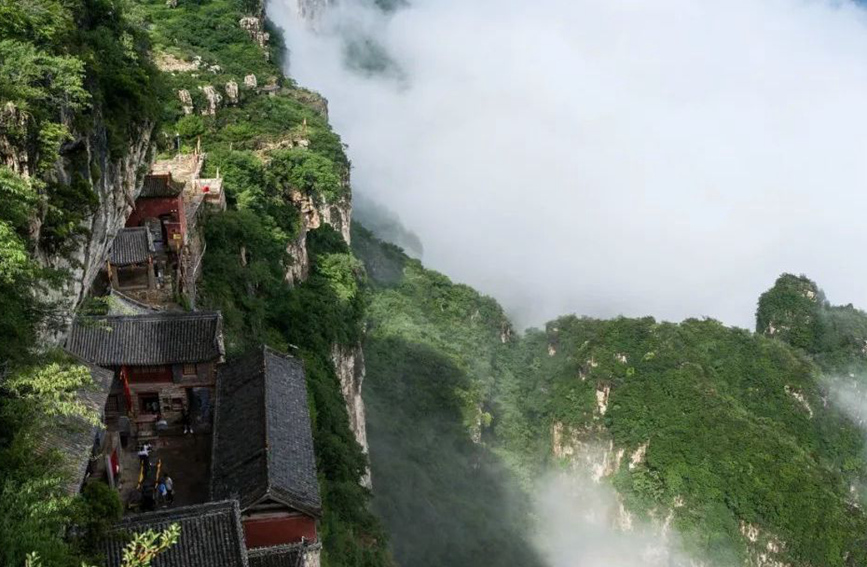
[
  {"xmin": 285, "ymin": 188, "xmax": 351, "ymax": 285},
  {"xmin": 244, "ymin": 74, "xmax": 258, "ymax": 89},
  {"xmin": 289, "ymin": 89, "xmax": 329, "ymax": 119},
  {"xmin": 285, "ymin": 229, "xmax": 309, "ymax": 286},
  {"xmin": 595, "ymin": 384, "xmax": 611, "ymax": 415},
  {"xmin": 318, "ymin": 196, "xmax": 352, "ymax": 244},
  {"xmin": 178, "ymin": 89, "xmax": 194, "ymax": 115},
  {"xmin": 157, "ymin": 53, "xmax": 198, "ymax": 73},
  {"xmin": 784, "ymin": 385, "xmax": 814, "ymax": 418},
  {"xmin": 0, "ymin": 102, "xmax": 35, "ymax": 177},
  {"xmin": 199, "ymin": 85, "xmax": 222, "ymax": 116},
  {"xmin": 225, "ymin": 80, "xmax": 239, "ymax": 105},
  {"xmin": 239, "ymin": 16, "xmax": 270, "ymax": 53},
  {"xmin": 551, "ymin": 421, "xmax": 790, "ymax": 567},
  {"xmin": 332, "ymin": 343, "xmax": 371, "ymax": 487}
]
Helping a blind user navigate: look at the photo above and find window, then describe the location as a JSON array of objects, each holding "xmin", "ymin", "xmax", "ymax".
[
  {"xmin": 182, "ymin": 363, "xmax": 197, "ymax": 376},
  {"xmin": 139, "ymin": 393, "xmax": 160, "ymax": 414},
  {"xmin": 128, "ymin": 365, "xmax": 171, "ymax": 384},
  {"xmin": 105, "ymin": 395, "xmax": 120, "ymax": 413}
]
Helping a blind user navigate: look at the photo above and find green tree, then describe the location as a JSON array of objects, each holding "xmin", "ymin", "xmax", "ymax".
[{"xmin": 24, "ymin": 523, "xmax": 180, "ymax": 567}]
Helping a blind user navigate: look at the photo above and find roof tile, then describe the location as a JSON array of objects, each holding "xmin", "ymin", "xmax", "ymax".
[
  {"xmin": 66, "ymin": 312, "xmax": 224, "ymax": 366},
  {"xmin": 211, "ymin": 347, "xmax": 322, "ymax": 517},
  {"xmin": 104, "ymin": 501, "xmax": 248, "ymax": 567},
  {"xmin": 110, "ymin": 227, "xmax": 154, "ymax": 266}
]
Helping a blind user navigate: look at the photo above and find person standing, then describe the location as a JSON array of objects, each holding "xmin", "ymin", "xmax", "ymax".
[
  {"xmin": 156, "ymin": 478, "xmax": 168, "ymax": 507},
  {"xmin": 164, "ymin": 475, "xmax": 174, "ymax": 505},
  {"xmin": 181, "ymin": 405, "xmax": 193, "ymax": 434}
]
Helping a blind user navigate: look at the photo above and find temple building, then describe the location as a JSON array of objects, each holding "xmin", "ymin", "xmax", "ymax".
[
  {"xmin": 66, "ymin": 312, "xmax": 224, "ymax": 439},
  {"xmin": 211, "ymin": 347, "xmax": 322, "ymax": 560},
  {"xmin": 106, "ymin": 227, "xmax": 157, "ymax": 292},
  {"xmin": 128, "ymin": 173, "xmax": 187, "ymax": 252}
]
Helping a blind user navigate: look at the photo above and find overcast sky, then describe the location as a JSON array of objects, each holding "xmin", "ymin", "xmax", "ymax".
[{"xmin": 269, "ymin": 0, "xmax": 867, "ymax": 329}]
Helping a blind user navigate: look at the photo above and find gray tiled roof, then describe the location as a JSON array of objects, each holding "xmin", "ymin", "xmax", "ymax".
[
  {"xmin": 110, "ymin": 227, "xmax": 154, "ymax": 266},
  {"xmin": 247, "ymin": 543, "xmax": 307, "ymax": 567},
  {"xmin": 66, "ymin": 312, "xmax": 224, "ymax": 366},
  {"xmin": 211, "ymin": 347, "xmax": 322, "ymax": 517},
  {"xmin": 35, "ymin": 356, "xmax": 114, "ymax": 495},
  {"xmin": 141, "ymin": 174, "xmax": 183, "ymax": 198},
  {"xmin": 104, "ymin": 500, "xmax": 248, "ymax": 567}
]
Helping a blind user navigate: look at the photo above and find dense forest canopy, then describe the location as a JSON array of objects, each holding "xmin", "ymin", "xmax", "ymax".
[{"xmin": 355, "ymin": 223, "xmax": 867, "ymax": 567}]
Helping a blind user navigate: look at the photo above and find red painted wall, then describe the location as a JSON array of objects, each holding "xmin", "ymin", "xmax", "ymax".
[
  {"xmin": 126, "ymin": 196, "xmax": 186, "ymax": 240},
  {"xmin": 243, "ymin": 514, "xmax": 317, "ymax": 548}
]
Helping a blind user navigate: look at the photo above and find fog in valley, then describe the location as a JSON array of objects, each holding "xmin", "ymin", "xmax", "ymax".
[{"xmin": 534, "ymin": 472, "xmax": 716, "ymax": 567}]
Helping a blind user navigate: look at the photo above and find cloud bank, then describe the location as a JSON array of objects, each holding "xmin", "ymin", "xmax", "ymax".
[
  {"xmin": 268, "ymin": 0, "xmax": 867, "ymax": 329},
  {"xmin": 534, "ymin": 472, "xmax": 707, "ymax": 567}
]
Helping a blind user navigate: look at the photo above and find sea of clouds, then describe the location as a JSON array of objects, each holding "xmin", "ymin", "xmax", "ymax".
[{"xmin": 268, "ymin": 0, "xmax": 867, "ymax": 329}]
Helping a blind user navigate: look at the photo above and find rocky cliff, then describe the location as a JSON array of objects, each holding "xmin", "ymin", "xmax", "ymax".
[
  {"xmin": 38, "ymin": 121, "xmax": 154, "ymax": 325},
  {"xmin": 550, "ymin": 421, "xmax": 792, "ymax": 567},
  {"xmin": 332, "ymin": 342, "xmax": 371, "ymax": 487},
  {"xmin": 0, "ymin": 104, "xmax": 154, "ymax": 334}
]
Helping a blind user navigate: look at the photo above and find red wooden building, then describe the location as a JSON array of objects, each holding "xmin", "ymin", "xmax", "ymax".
[
  {"xmin": 127, "ymin": 174, "xmax": 187, "ymax": 252},
  {"xmin": 65, "ymin": 312, "xmax": 225, "ymax": 438},
  {"xmin": 211, "ymin": 347, "xmax": 322, "ymax": 549}
]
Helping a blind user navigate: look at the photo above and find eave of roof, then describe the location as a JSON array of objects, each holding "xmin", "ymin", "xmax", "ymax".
[{"xmin": 66, "ymin": 311, "xmax": 224, "ymax": 366}]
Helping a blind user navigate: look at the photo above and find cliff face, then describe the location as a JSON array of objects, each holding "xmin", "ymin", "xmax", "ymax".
[
  {"xmin": 550, "ymin": 422, "xmax": 792, "ymax": 567},
  {"xmin": 287, "ymin": 188, "xmax": 352, "ymax": 286},
  {"xmin": 332, "ymin": 342, "xmax": 371, "ymax": 487},
  {"xmin": 0, "ymin": 102, "xmax": 154, "ymax": 334},
  {"xmin": 38, "ymin": 121, "xmax": 154, "ymax": 323}
]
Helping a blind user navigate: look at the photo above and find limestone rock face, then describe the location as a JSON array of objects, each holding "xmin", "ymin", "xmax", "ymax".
[
  {"xmin": 225, "ymin": 81, "xmax": 239, "ymax": 104},
  {"xmin": 290, "ymin": 88, "xmax": 329, "ymax": 119},
  {"xmin": 0, "ymin": 102, "xmax": 35, "ymax": 177},
  {"xmin": 199, "ymin": 85, "xmax": 222, "ymax": 116},
  {"xmin": 178, "ymin": 89, "xmax": 194, "ymax": 115},
  {"xmin": 239, "ymin": 16, "xmax": 270, "ymax": 51},
  {"xmin": 38, "ymin": 121, "xmax": 155, "ymax": 336},
  {"xmin": 318, "ymin": 195, "xmax": 352, "ymax": 244},
  {"xmin": 550, "ymin": 421, "xmax": 789, "ymax": 567},
  {"xmin": 285, "ymin": 229, "xmax": 309, "ymax": 286},
  {"xmin": 156, "ymin": 53, "xmax": 198, "ymax": 73},
  {"xmin": 332, "ymin": 342, "xmax": 371, "ymax": 487},
  {"xmin": 244, "ymin": 74, "xmax": 258, "ymax": 89}
]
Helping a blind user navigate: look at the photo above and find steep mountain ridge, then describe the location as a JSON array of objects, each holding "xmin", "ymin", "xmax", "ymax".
[{"xmin": 354, "ymin": 226, "xmax": 867, "ymax": 567}]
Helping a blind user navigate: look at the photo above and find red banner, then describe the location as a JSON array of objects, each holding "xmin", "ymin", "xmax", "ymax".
[{"xmin": 121, "ymin": 366, "xmax": 133, "ymax": 416}]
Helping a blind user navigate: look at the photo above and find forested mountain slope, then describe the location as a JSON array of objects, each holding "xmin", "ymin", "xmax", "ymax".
[
  {"xmin": 356, "ymin": 226, "xmax": 867, "ymax": 567},
  {"xmin": 353, "ymin": 225, "xmax": 545, "ymax": 567}
]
